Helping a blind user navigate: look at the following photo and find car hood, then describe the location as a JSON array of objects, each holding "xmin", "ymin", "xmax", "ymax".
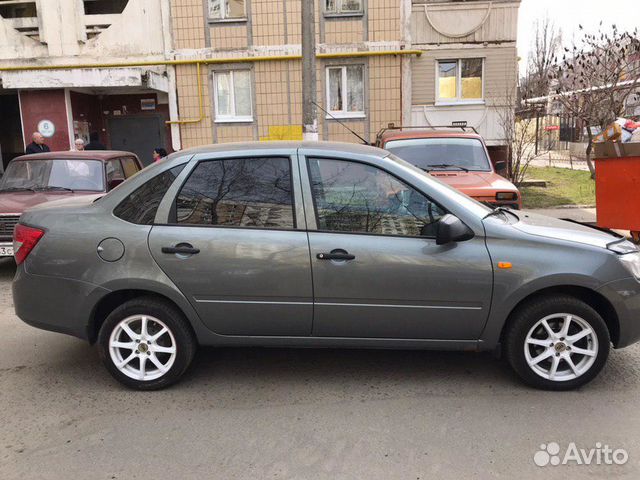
[
  {"xmin": 0, "ymin": 191, "xmax": 99, "ymax": 215},
  {"xmin": 428, "ymin": 171, "xmax": 517, "ymax": 193},
  {"xmin": 512, "ymin": 210, "xmax": 618, "ymax": 249}
]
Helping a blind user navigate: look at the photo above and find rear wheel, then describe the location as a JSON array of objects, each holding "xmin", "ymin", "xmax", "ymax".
[
  {"xmin": 504, "ymin": 295, "xmax": 610, "ymax": 390},
  {"xmin": 98, "ymin": 297, "xmax": 196, "ymax": 390}
]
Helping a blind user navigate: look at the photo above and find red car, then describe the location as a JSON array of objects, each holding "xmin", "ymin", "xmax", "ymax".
[
  {"xmin": 376, "ymin": 126, "xmax": 522, "ymax": 209},
  {"xmin": 0, "ymin": 151, "xmax": 143, "ymax": 257}
]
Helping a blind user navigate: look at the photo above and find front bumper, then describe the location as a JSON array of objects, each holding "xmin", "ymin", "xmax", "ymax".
[
  {"xmin": 13, "ymin": 265, "xmax": 109, "ymax": 340},
  {"xmin": 598, "ymin": 277, "xmax": 640, "ymax": 348}
]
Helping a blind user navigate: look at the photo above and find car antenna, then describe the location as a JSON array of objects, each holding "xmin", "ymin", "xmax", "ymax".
[{"xmin": 311, "ymin": 101, "xmax": 370, "ymax": 145}]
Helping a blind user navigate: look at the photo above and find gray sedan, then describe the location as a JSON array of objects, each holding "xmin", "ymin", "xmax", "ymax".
[{"xmin": 11, "ymin": 142, "xmax": 640, "ymax": 390}]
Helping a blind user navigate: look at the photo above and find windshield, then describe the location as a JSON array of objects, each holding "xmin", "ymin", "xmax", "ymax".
[
  {"xmin": 384, "ymin": 137, "xmax": 492, "ymax": 172},
  {"xmin": 0, "ymin": 159, "xmax": 105, "ymax": 192}
]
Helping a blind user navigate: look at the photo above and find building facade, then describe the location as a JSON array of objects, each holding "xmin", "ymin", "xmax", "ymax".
[
  {"xmin": 0, "ymin": 0, "xmax": 520, "ymax": 166},
  {"xmin": 0, "ymin": 0, "xmax": 176, "ymax": 166},
  {"xmin": 170, "ymin": 0, "xmax": 415, "ymax": 148}
]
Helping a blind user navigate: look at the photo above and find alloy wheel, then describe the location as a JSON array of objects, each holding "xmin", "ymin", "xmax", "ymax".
[
  {"xmin": 524, "ymin": 313, "xmax": 598, "ymax": 382},
  {"xmin": 108, "ymin": 315, "xmax": 177, "ymax": 381}
]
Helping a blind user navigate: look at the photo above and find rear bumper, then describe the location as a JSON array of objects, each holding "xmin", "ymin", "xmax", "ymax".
[
  {"xmin": 13, "ymin": 265, "xmax": 109, "ymax": 341},
  {"xmin": 597, "ymin": 277, "xmax": 640, "ymax": 348}
]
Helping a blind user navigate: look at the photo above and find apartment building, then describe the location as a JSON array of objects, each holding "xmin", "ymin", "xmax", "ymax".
[
  {"xmin": 0, "ymin": 0, "xmax": 520, "ymax": 164},
  {"xmin": 170, "ymin": 0, "xmax": 417, "ymax": 147},
  {"xmin": 0, "ymin": 0, "xmax": 175, "ymax": 166},
  {"xmin": 171, "ymin": 0, "xmax": 520, "ymax": 157},
  {"xmin": 410, "ymin": 0, "xmax": 520, "ymax": 161}
]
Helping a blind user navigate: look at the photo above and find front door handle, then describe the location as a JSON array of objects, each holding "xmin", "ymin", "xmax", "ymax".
[
  {"xmin": 316, "ymin": 250, "xmax": 355, "ymax": 261},
  {"xmin": 161, "ymin": 243, "xmax": 200, "ymax": 255}
]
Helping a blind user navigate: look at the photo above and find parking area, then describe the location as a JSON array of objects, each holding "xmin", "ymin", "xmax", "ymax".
[{"xmin": 1, "ymin": 256, "xmax": 640, "ymax": 479}]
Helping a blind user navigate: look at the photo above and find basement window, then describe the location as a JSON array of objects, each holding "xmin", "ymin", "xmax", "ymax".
[
  {"xmin": 0, "ymin": 1, "xmax": 39, "ymax": 41},
  {"xmin": 325, "ymin": 0, "xmax": 363, "ymax": 16},
  {"xmin": 208, "ymin": 0, "xmax": 246, "ymax": 21}
]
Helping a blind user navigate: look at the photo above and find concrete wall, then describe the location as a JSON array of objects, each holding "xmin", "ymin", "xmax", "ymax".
[{"xmin": 0, "ymin": 0, "xmax": 169, "ymax": 62}]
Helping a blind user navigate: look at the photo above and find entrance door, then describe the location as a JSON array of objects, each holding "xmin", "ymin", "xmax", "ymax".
[
  {"xmin": 108, "ymin": 115, "xmax": 164, "ymax": 166},
  {"xmin": 302, "ymin": 156, "xmax": 493, "ymax": 340}
]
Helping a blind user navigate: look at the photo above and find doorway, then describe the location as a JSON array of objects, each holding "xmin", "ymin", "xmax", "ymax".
[
  {"xmin": 0, "ymin": 92, "xmax": 23, "ymax": 171},
  {"xmin": 108, "ymin": 115, "xmax": 165, "ymax": 166}
]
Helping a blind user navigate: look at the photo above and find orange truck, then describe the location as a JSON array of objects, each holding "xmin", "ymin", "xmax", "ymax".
[{"xmin": 376, "ymin": 125, "xmax": 522, "ymax": 209}]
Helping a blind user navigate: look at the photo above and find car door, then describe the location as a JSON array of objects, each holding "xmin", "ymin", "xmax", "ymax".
[
  {"xmin": 148, "ymin": 154, "xmax": 313, "ymax": 336},
  {"xmin": 301, "ymin": 154, "xmax": 493, "ymax": 340}
]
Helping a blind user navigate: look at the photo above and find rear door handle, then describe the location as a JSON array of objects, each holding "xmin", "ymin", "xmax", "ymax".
[
  {"xmin": 317, "ymin": 250, "xmax": 355, "ymax": 261},
  {"xmin": 161, "ymin": 243, "xmax": 200, "ymax": 255}
]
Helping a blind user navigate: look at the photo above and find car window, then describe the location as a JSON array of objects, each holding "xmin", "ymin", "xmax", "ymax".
[
  {"xmin": 121, "ymin": 157, "xmax": 141, "ymax": 178},
  {"xmin": 0, "ymin": 159, "xmax": 105, "ymax": 192},
  {"xmin": 175, "ymin": 157, "xmax": 295, "ymax": 229},
  {"xmin": 384, "ymin": 137, "xmax": 492, "ymax": 172},
  {"xmin": 307, "ymin": 158, "xmax": 446, "ymax": 237},
  {"xmin": 113, "ymin": 165, "xmax": 185, "ymax": 225},
  {"xmin": 106, "ymin": 159, "xmax": 125, "ymax": 183}
]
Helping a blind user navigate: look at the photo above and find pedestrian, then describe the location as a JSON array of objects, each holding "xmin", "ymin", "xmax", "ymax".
[
  {"xmin": 85, "ymin": 132, "xmax": 106, "ymax": 151},
  {"xmin": 25, "ymin": 132, "xmax": 51, "ymax": 154},
  {"xmin": 152, "ymin": 147, "xmax": 168, "ymax": 163},
  {"xmin": 73, "ymin": 138, "xmax": 85, "ymax": 151}
]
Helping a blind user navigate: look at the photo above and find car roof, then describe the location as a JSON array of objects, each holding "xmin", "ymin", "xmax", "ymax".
[
  {"xmin": 173, "ymin": 141, "xmax": 387, "ymax": 158},
  {"xmin": 378, "ymin": 129, "xmax": 484, "ymax": 143},
  {"xmin": 11, "ymin": 150, "xmax": 139, "ymax": 162}
]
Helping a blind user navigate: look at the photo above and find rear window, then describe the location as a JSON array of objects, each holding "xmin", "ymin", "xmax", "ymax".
[
  {"xmin": 113, "ymin": 165, "xmax": 184, "ymax": 225},
  {"xmin": 384, "ymin": 137, "xmax": 492, "ymax": 172}
]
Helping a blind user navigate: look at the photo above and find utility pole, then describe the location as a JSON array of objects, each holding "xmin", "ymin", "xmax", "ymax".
[{"xmin": 301, "ymin": 0, "xmax": 318, "ymax": 141}]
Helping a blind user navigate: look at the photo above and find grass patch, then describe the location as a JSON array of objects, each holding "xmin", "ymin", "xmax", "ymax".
[{"xmin": 521, "ymin": 167, "xmax": 596, "ymax": 209}]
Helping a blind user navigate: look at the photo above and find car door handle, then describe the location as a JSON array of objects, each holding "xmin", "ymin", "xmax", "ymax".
[
  {"xmin": 316, "ymin": 251, "xmax": 355, "ymax": 261},
  {"xmin": 161, "ymin": 244, "xmax": 200, "ymax": 255}
]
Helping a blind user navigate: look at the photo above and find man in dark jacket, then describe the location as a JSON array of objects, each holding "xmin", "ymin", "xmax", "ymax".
[
  {"xmin": 85, "ymin": 131, "xmax": 106, "ymax": 151},
  {"xmin": 25, "ymin": 132, "xmax": 51, "ymax": 154}
]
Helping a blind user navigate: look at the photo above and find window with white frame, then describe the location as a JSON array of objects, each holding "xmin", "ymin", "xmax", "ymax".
[
  {"xmin": 437, "ymin": 58, "xmax": 484, "ymax": 103},
  {"xmin": 213, "ymin": 70, "xmax": 253, "ymax": 122},
  {"xmin": 325, "ymin": 0, "xmax": 363, "ymax": 15},
  {"xmin": 326, "ymin": 65, "xmax": 365, "ymax": 117},
  {"xmin": 208, "ymin": 0, "xmax": 246, "ymax": 20}
]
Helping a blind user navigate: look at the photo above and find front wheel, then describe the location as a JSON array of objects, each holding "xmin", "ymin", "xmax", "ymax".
[
  {"xmin": 98, "ymin": 297, "xmax": 196, "ymax": 390},
  {"xmin": 504, "ymin": 295, "xmax": 610, "ymax": 390}
]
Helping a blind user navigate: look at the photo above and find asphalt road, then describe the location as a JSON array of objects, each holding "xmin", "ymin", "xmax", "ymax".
[{"xmin": 2, "ymin": 257, "xmax": 640, "ymax": 479}]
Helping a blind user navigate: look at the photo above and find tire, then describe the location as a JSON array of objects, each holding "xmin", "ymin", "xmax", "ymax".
[
  {"xmin": 504, "ymin": 295, "xmax": 610, "ymax": 391},
  {"xmin": 97, "ymin": 296, "xmax": 197, "ymax": 390}
]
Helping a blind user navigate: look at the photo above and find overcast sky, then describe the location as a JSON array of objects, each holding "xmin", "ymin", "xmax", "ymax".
[{"xmin": 517, "ymin": 0, "xmax": 638, "ymax": 76}]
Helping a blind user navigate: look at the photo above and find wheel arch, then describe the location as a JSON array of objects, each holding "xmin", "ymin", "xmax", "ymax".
[
  {"xmin": 498, "ymin": 285, "xmax": 620, "ymax": 348},
  {"xmin": 88, "ymin": 288, "xmax": 199, "ymax": 344}
]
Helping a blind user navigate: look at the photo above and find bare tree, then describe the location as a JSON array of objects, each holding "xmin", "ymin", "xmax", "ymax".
[
  {"xmin": 495, "ymin": 94, "xmax": 540, "ymax": 186},
  {"xmin": 522, "ymin": 16, "xmax": 562, "ymax": 100},
  {"xmin": 549, "ymin": 24, "xmax": 640, "ymax": 177}
]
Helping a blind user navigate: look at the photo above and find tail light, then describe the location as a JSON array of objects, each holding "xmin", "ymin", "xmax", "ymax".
[{"xmin": 13, "ymin": 224, "xmax": 44, "ymax": 265}]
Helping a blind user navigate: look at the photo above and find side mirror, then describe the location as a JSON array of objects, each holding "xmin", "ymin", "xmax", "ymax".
[
  {"xmin": 108, "ymin": 178, "xmax": 124, "ymax": 190},
  {"xmin": 495, "ymin": 160, "xmax": 507, "ymax": 173},
  {"xmin": 435, "ymin": 214, "xmax": 475, "ymax": 245}
]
